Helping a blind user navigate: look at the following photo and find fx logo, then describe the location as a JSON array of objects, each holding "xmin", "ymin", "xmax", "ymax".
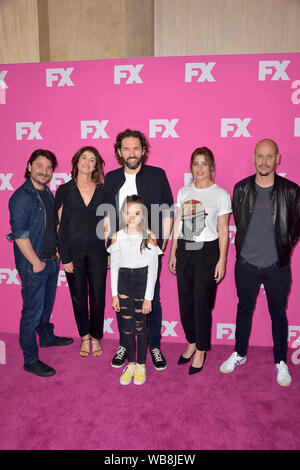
[
  {"xmin": 294, "ymin": 118, "xmax": 300, "ymax": 137},
  {"xmin": 114, "ymin": 64, "xmax": 144, "ymax": 84},
  {"xmin": 50, "ymin": 173, "xmax": 71, "ymax": 191},
  {"xmin": 46, "ymin": 68, "xmax": 74, "ymax": 87},
  {"xmin": 104, "ymin": 318, "xmax": 114, "ymax": 334},
  {"xmin": 221, "ymin": 118, "xmax": 251, "ymax": 137},
  {"xmin": 185, "ymin": 62, "xmax": 216, "ymax": 82},
  {"xmin": 0, "ymin": 70, "xmax": 8, "ymax": 104},
  {"xmin": 0, "ymin": 340, "xmax": 5, "ymax": 365},
  {"xmin": 258, "ymin": 60, "xmax": 290, "ymax": 81},
  {"xmin": 184, "ymin": 173, "xmax": 192, "ymax": 186},
  {"xmin": 57, "ymin": 270, "xmax": 68, "ymax": 287},
  {"xmin": 229, "ymin": 225, "xmax": 236, "ymax": 244},
  {"xmin": 0, "ymin": 173, "xmax": 13, "ymax": 190},
  {"xmin": 16, "ymin": 122, "xmax": 43, "ymax": 140},
  {"xmin": 216, "ymin": 323, "xmax": 236, "ymax": 340},
  {"xmin": 149, "ymin": 119, "xmax": 179, "ymax": 138},
  {"xmin": 0, "ymin": 268, "xmax": 20, "ymax": 285},
  {"xmin": 288, "ymin": 325, "xmax": 300, "ymax": 344},
  {"xmin": 81, "ymin": 120, "xmax": 109, "ymax": 139},
  {"xmin": 161, "ymin": 321, "xmax": 178, "ymax": 337}
]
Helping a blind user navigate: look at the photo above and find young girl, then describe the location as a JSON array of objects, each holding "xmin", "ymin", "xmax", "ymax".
[{"xmin": 107, "ymin": 195, "xmax": 162, "ymax": 385}]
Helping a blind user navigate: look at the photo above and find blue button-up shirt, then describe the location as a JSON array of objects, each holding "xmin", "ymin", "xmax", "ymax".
[{"xmin": 7, "ymin": 178, "xmax": 55, "ymax": 273}]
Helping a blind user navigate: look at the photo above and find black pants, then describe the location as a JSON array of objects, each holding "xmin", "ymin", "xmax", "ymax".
[
  {"xmin": 235, "ymin": 257, "xmax": 291, "ymax": 364},
  {"xmin": 118, "ymin": 266, "xmax": 148, "ymax": 364},
  {"xmin": 117, "ymin": 257, "xmax": 162, "ymax": 350},
  {"xmin": 66, "ymin": 251, "xmax": 107, "ymax": 339},
  {"xmin": 176, "ymin": 239, "xmax": 219, "ymax": 351}
]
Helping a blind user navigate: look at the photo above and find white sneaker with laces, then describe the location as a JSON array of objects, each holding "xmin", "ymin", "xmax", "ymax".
[
  {"xmin": 219, "ymin": 351, "xmax": 246, "ymax": 373},
  {"xmin": 276, "ymin": 361, "xmax": 292, "ymax": 387}
]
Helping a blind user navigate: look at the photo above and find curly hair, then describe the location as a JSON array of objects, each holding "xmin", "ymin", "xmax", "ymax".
[{"xmin": 114, "ymin": 129, "xmax": 150, "ymax": 166}]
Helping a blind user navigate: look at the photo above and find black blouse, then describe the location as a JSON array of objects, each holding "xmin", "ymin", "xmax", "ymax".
[{"xmin": 55, "ymin": 179, "xmax": 106, "ymax": 264}]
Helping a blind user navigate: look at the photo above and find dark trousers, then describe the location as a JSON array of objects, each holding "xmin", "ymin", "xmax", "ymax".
[
  {"xmin": 18, "ymin": 258, "xmax": 59, "ymax": 365},
  {"xmin": 117, "ymin": 257, "xmax": 162, "ymax": 351},
  {"xmin": 118, "ymin": 266, "xmax": 148, "ymax": 364},
  {"xmin": 235, "ymin": 258, "xmax": 291, "ymax": 364},
  {"xmin": 66, "ymin": 251, "xmax": 107, "ymax": 339},
  {"xmin": 176, "ymin": 240, "xmax": 219, "ymax": 351}
]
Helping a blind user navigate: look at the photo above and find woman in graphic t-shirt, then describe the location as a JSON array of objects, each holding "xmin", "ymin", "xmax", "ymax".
[{"xmin": 168, "ymin": 147, "xmax": 232, "ymax": 374}]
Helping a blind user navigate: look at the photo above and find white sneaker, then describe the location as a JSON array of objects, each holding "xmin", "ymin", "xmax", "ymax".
[
  {"xmin": 276, "ymin": 361, "xmax": 292, "ymax": 387},
  {"xmin": 219, "ymin": 351, "xmax": 246, "ymax": 373}
]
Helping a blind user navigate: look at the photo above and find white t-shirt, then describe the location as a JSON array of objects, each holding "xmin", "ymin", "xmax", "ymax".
[
  {"xmin": 176, "ymin": 183, "xmax": 232, "ymax": 242},
  {"xmin": 118, "ymin": 172, "xmax": 137, "ymax": 212},
  {"xmin": 107, "ymin": 230, "xmax": 163, "ymax": 301}
]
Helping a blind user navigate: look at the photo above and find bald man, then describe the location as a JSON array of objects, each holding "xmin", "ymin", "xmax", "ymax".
[{"xmin": 220, "ymin": 139, "xmax": 300, "ymax": 386}]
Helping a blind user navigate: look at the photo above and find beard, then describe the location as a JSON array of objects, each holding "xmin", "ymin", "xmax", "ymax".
[
  {"xmin": 31, "ymin": 173, "xmax": 51, "ymax": 186},
  {"xmin": 124, "ymin": 156, "xmax": 142, "ymax": 170}
]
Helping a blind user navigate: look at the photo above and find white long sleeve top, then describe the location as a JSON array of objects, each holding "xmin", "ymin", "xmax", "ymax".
[{"xmin": 107, "ymin": 230, "xmax": 163, "ymax": 301}]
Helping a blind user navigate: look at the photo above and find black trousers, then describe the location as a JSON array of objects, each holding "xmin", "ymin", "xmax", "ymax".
[
  {"xmin": 176, "ymin": 239, "xmax": 219, "ymax": 351},
  {"xmin": 118, "ymin": 266, "xmax": 148, "ymax": 364},
  {"xmin": 66, "ymin": 251, "xmax": 107, "ymax": 339},
  {"xmin": 235, "ymin": 257, "xmax": 291, "ymax": 364}
]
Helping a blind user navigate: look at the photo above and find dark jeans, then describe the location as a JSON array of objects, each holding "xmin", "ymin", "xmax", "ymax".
[
  {"xmin": 118, "ymin": 266, "xmax": 148, "ymax": 364},
  {"xmin": 66, "ymin": 251, "xmax": 107, "ymax": 340},
  {"xmin": 117, "ymin": 257, "xmax": 162, "ymax": 351},
  {"xmin": 18, "ymin": 258, "xmax": 59, "ymax": 365},
  {"xmin": 235, "ymin": 258, "xmax": 291, "ymax": 364}
]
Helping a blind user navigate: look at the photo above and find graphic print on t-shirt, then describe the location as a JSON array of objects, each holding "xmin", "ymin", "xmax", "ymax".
[{"xmin": 180, "ymin": 199, "xmax": 208, "ymax": 241}]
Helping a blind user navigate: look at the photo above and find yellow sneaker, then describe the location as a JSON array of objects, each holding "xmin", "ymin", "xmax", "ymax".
[
  {"xmin": 120, "ymin": 364, "xmax": 136, "ymax": 385},
  {"xmin": 134, "ymin": 363, "xmax": 146, "ymax": 385}
]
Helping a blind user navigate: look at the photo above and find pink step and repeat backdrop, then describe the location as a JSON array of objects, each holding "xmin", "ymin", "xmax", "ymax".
[{"xmin": 0, "ymin": 53, "xmax": 299, "ymax": 348}]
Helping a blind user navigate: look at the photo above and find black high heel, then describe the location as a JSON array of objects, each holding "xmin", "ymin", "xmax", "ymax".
[
  {"xmin": 177, "ymin": 349, "xmax": 196, "ymax": 365},
  {"xmin": 189, "ymin": 352, "xmax": 206, "ymax": 375}
]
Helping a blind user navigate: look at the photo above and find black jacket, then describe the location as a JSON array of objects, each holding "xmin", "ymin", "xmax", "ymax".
[
  {"xmin": 232, "ymin": 173, "xmax": 300, "ymax": 267},
  {"xmin": 103, "ymin": 164, "xmax": 174, "ymax": 248}
]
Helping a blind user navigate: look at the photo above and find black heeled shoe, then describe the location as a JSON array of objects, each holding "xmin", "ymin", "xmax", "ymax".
[
  {"xmin": 189, "ymin": 352, "xmax": 206, "ymax": 375},
  {"xmin": 177, "ymin": 350, "xmax": 196, "ymax": 365}
]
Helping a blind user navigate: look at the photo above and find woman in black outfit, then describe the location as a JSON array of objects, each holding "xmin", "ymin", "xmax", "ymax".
[{"xmin": 55, "ymin": 146, "xmax": 107, "ymax": 357}]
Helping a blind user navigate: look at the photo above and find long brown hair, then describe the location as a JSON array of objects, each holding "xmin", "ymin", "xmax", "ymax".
[
  {"xmin": 120, "ymin": 195, "xmax": 152, "ymax": 253},
  {"xmin": 71, "ymin": 146, "xmax": 105, "ymax": 186}
]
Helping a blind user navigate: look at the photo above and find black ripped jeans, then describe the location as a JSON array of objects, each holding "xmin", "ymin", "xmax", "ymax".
[{"xmin": 118, "ymin": 266, "xmax": 148, "ymax": 364}]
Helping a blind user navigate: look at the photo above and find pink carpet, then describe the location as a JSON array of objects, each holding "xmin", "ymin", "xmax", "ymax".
[{"xmin": 0, "ymin": 332, "xmax": 299, "ymax": 450}]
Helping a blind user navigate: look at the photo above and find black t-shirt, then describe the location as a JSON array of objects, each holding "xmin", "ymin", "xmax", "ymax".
[
  {"xmin": 55, "ymin": 179, "xmax": 107, "ymax": 263},
  {"xmin": 37, "ymin": 189, "xmax": 57, "ymax": 258}
]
